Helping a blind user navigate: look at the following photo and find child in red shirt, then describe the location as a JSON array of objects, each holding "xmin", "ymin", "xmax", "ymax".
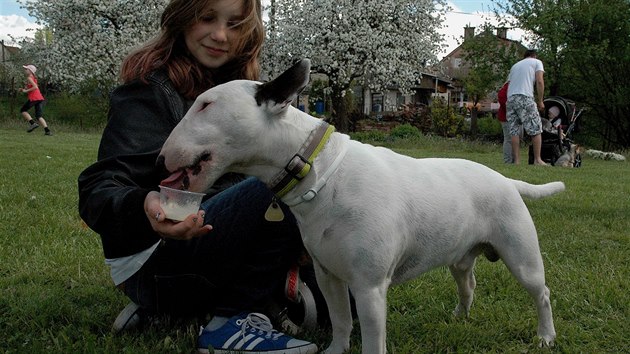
[{"xmin": 19, "ymin": 64, "xmax": 52, "ymax": 135}]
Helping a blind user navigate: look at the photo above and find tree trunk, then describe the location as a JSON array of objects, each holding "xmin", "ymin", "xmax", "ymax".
[
  {"xmin": 331, "ymin": 87, "xmax": 349, "ymax": 133},
  {"xmin": 470, "ymin": 107, "xmax": 479, "ymax": 136}
]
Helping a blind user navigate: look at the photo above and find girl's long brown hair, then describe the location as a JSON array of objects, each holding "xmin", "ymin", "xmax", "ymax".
[{"xmin": 120, "ymin": 0, "xmax": 264, "ymax": 99}]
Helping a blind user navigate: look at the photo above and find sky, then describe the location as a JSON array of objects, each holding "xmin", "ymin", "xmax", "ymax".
[
  {"xmin": 438, "ymin": 0, "xmax": 528, "ymax": 56},
  {"xmin": 0, "ymin": 0, "xmax": 41, "ymax": 44},
  {"xmin": 0, "ymin": 0, "xmax": 527, "ymax": 58}
]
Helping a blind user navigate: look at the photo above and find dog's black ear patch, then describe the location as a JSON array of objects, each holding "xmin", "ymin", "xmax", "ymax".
[{"xmin": 255, "ymin": 59, "xmax": 311, "ymax": 106}]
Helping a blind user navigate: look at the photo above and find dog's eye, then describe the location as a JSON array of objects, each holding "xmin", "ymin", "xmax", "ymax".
[{"xmin": 199, "ymin": 102, "xmax": 212, "ymax": 112}]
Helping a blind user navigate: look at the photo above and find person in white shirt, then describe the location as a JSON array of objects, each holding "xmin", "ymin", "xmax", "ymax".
[{"xmin": 506, "ymin": 49, "xmax": 547, "ymax": 165}]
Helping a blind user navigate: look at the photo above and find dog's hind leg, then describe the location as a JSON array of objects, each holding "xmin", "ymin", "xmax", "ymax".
[
  {"xmin": 496, "ymin": 227, "xmax": 556, "ymax": 347},
  {"xmin": 449, "ymin": 251, "xmax": 478, "ymax": 318}
]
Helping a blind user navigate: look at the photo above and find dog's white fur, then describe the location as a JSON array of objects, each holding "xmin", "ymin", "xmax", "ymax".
[{"xmin": 159, "ymin": 60, "xmax": 561, "ymax": 353}]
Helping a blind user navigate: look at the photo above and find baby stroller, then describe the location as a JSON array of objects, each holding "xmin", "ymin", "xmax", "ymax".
[{"xmin": 528, "ymin": 96, "xmax": 584, "ymax": 166}]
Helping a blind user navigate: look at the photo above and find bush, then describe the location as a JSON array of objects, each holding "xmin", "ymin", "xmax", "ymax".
[
  {"xmin": 477, "ymin": 116, "xmax": 502, "ymax": 137},
  {"xmin": 307, "ymin": 79, "xmax": 331, "ymax": 116},
  {"xmin": 0, "ymin": 92, "xmax": 108, "ymax": 129},
  {"xmin": 350, "ymin": 130, "xmax": 388, "ymax": 143},
  {"xmin": 430, "ymin": 97, "xmax": 464, "ymax": 137},
  {"xmin": 41, "ymin": 93, "xmax": 108, "ymax": 129},
  {"xmin": 390, "ymin": 123, "xmax": 421, "ymax": 139},
  {"xmin": 391, "ymin": 103, "xmax": 431, "ymax": 133}
]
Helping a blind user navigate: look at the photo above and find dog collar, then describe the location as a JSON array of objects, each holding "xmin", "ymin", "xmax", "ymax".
[
  {"xmin": 281, "ymin": 134, "xmax": 349, "ymax": 206},
  {"xmin": 269, "ymin": 121, "xmax": 335, "ymax": 198}
]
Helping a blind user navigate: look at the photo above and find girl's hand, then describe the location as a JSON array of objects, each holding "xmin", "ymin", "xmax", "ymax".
[{"xmin": 144, "ymin": 191, "xmax": 212, "ymax": 240}]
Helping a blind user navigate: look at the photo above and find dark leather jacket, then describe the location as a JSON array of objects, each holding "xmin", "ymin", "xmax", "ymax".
[{"xmin": 78, "ymin": 71, "xmax": 190, "ymax": 259}]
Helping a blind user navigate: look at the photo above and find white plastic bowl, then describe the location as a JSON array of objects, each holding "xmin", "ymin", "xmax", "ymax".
[{"xmin": 159, "ymin": 186, "xmax": 204, "ymax": 221}]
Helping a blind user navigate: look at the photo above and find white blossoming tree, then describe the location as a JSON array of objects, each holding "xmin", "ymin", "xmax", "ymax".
[
  {"xmin": 17, "ymin": 0, "xmax": 447, "ymax": 132},
  {"xmin": 263, "ymin": 0, "xmax": 447, "ymax": 132},
  {"xmin": 18, "ymin": 0, "xmax": 167, "ymax": 94}
]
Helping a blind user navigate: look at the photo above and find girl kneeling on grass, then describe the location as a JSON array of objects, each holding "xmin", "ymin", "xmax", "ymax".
[{"xmin": 78, "ymin": 0, "xmax": 322, "ymax": 353}]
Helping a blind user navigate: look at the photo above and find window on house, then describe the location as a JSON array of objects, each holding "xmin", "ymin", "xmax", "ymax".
[
  {"xmin": 397, "ymin": 92, "xmax": 405, "ymax": 109},
  {"xmin": 372, "ymin": 93, "xmax": 383, "ymax": 112}
]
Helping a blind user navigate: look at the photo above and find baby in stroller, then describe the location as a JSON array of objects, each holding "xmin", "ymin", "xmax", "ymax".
[
  {"xmin": 542, "ymin": 106, "xmax": 563, "ymax": 136},
  {"xmin": 528, "ymin": 96, "xmax": 584, "ymax": 167}
]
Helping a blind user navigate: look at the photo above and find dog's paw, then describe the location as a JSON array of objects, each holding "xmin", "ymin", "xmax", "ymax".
[
  {"xmin": 452, "ymin": 304, "xmax": 470, "ymax": 318},
  {"xmin": 538, "ymin": 335, "xmax": 556, "ymax": 348},
  {"xmin": 322, "ymin": 342, "xmax": 350, "ymax": 354}
]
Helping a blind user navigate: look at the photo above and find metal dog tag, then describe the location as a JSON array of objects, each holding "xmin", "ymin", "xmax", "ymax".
[{"xmin": 264, "ymin": 200, "xmax": 285, "ymax": 222}]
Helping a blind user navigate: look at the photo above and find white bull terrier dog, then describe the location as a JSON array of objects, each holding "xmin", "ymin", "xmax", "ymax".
[{"xmin": 159, "ymin": 59, "xmax": 561, "ymax": 353}]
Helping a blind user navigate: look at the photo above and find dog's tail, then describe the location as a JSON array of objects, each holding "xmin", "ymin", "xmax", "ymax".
[{"xmin": 509, "ymin": 179, "xmax": 565, "ymax": 199}]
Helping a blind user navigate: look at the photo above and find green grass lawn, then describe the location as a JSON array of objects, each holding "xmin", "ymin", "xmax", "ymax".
[{"xmin": 0, "ymin": 127, "xmax": 628, "ymax": 353}]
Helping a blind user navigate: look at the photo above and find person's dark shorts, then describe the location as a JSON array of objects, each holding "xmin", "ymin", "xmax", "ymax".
[{"xmin": 20, "ymin": 100, "xmax": 46, "ymax": 118}]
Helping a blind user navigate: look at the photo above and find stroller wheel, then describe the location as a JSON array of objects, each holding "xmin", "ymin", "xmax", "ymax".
[
  {"xmin": 280, "ymin": 280, "xmax": 318, "ymax": 334},
  {"xmin": 276, "ymin": 264, "xmax": 328, "ymax": 335},
  {"xmin": 574, "ymin": 153, "xmax": 582, "ymax": 167}
]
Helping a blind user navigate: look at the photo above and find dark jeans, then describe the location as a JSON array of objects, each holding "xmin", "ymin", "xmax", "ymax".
[{"xmin": 122, "ymin": 177, "xmax": 304, "ymax": 317}]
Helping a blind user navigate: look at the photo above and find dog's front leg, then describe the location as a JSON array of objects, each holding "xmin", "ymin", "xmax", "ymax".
[
  {"xmin": 314, "ymin": 262, "xmax": 352, "ymax": 354},
  {"xmin": 352, "ymin": 285, "xmax": 388, "ymax": 354}
]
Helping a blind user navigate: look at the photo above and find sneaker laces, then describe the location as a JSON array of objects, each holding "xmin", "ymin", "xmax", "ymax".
[{"xmin": 236, "ymin": 313, "xmax": 284, "ymax": 340}]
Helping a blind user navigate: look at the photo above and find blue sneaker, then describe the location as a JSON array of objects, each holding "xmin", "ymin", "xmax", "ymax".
[{"xmin": 197, "ymin": 312, "xmax": 318, "ymax": 354}]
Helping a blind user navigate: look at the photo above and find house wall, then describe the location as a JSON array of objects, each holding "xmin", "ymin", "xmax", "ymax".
[
  {"xmin": 311, "ymin": 73, "xmax": 451, "ymax": 116},
  {"xmin": 363, "ymin": 88, "xmax": 432, "ymax": 115},
  {"xmin": 439, "ymin": 27, "xmax": 526, "ymax": 114},
  {"xmin": 1, "ymin": 41, "xmax": 20, "ymax": 63}
]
